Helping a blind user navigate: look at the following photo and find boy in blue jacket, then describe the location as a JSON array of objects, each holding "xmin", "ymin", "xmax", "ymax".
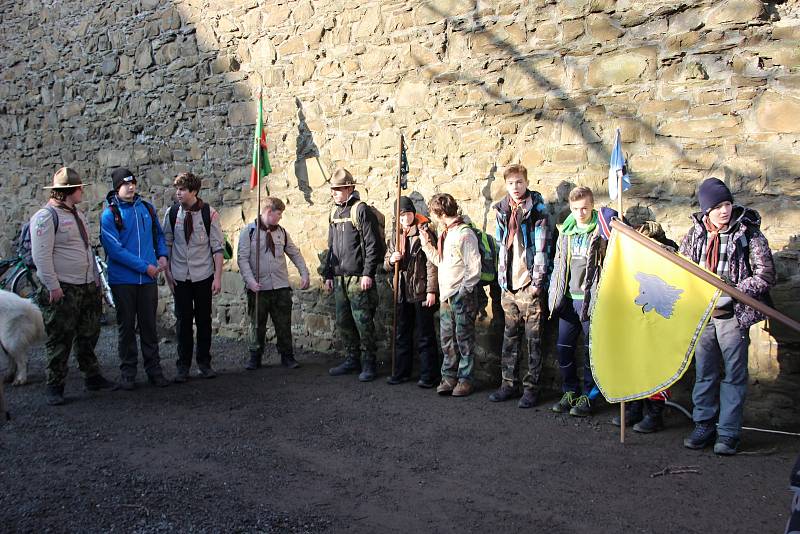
[{"xmin": 100, "ymin": 168, "xmax": 170, "ymax": 390}]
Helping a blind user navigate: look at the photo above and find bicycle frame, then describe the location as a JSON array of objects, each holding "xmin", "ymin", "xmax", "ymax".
[{"xmin": 94, "ymin": 247, "xmax": 115, "ymax": 308}]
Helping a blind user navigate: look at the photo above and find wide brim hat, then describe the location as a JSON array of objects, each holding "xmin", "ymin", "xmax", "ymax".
[
  {"xmin": 329, "ymin": 168, "xmax": 357, "ymax": 189},
  {"xmin": 43, "ymin": 167, "xmax": 87, "ymax": 189}
]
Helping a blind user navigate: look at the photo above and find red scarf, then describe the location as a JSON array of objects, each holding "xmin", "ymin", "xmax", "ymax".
[
  {"xmin": 437, "ymin": 218, "xmax": 463, "ymax": 261},
  {"xmin": 183, "ymin": 199, "xmax": 204, "ymax": 243},
  {"xmin": 703, "ymin": 217, "xmax": 725, "ymax": 274},
  {"xmin": 506, "ymin": 192, "xmax": 529, "ymax": 248}
]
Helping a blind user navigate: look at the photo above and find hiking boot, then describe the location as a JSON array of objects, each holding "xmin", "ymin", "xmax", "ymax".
[
  {"xmin": 611, "ymin": 401, "xmax": 644, "ymax": 427},
  {"xmin": 281, "ymin": 354, "xmax": 301, "ymax": 369},
  {"xmin": 551, "ymin": 391, "xmax": 577, "ymax": 413},
  {"xmin": 713, "ymin": 436, "xmax": 739, "ymax": 456},
  {"xmin": 45, "ymin": 384, "xmax": 65, "ymax": 406},
  {"xmin": 518, "ymin": 388, "xmax": 539, "ymax": 409},
  {"xmin": 358, "ymin": 359, "xmax": 376, "ymax": 382},
  {"xmin": 197, "ymin": 366, "xmax": 217, "ymax": 379},
  {"xmin": 173, "ymin": 368, "xmax": 189, "ymax": 384},
  {"xmin": 148, "ymin": 374, "xmax": 170, "ymax": 388},
  {"xmin": 417, "ymin": 378, "xmax": 437, "ymax": 389},
  {"xmin": 85, "ymin": 374, "xmax": 115, "ymax": 391},
  {"xmin": 569, "ymin": 395, "xmax": 592, "ymax": 417},
  {"xmin": 118, "ymin": 376, "xmax": 136, "ymax": 391},
  {"xmin": 488, "ymin": 383, "xmax": 520, "ymax": 403},
  {"xmin": 437, "ymin": 377, "xmax": 457, "ymax": 395},
  {"xmin": 633, "ymin": 414, "xmax": 664, "ymax": 433},
  {"xmin": 452, "ymin": 380, "xmax": 474, "ymax": 397},
  {"xmin": 683, "ymin": 422, "xmax": 717, "ymax": 450},
  {"xmin": 329, "ymin": 355, "xmax": 360, "ymax": 376},
  {"xmin": 386, "ymin": 375, "xmax": 411, "ymax": 385},
  {"xmin": 245, "ymin": 352, "xmax": 262, "ymax": 371}
]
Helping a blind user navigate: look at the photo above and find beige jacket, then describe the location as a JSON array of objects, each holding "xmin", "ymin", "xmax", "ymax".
[
  {"xmin": 163, "ymin": 203, "xmax": 224, "ymax": 283},
  {"xmin": 421, "ymin": 224, "xmax": 481, "ymax": 301},
  {"xmin": 30, "ymin": 202, "xmax": 98, "ymax": 290},
  {"xmin": 237, "ymin": 223, "xmax": 309, "ymax": 290}
]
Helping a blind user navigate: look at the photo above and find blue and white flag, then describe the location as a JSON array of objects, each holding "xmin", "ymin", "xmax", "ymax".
[{"xmin": 608, "ymin": 128, "xmax": 630, "ymax": 201}]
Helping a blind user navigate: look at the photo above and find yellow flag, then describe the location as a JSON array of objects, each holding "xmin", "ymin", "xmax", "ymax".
[{"xmin": 589, "ymin": 230, "xmax": 720, "ymax": 402}]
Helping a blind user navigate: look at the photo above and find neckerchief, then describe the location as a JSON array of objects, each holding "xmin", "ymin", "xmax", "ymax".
[
  {"xmin": 506, "ymin": 192, "xmax": 530, "ymax": 248},
  {"xmin": 703, "ymin": 216, "xmax": 726, "ymax": 275},
  {"xmin": 437, "ymin": 218, "xmax": 464, "ymax": 261},
  {"xmin": 258, "ymin": 219, "xmax": 280, "ymax": 256},
  {"xmin": 183, "ymin": 198, "xmax": 204, "ymax": 243},
  {"xmin": 53, "ymin": 200, "xmax": 89, "ymax": 250}
]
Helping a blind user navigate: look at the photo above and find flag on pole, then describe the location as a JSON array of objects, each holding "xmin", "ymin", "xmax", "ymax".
[
  {"xmin": 589, "ymin": 229, "xmax": 720, "ymax": 402},
  {"xmin": 250, "ymin": 94, "xmax": 272, "ymax": 192},
  {"xmin": 399, "ymin": 135, "xmax": 409, "ymax": 190},
  {"xmin": 608, "ymin": 128, "xmax": 630, "ymax": 201}
]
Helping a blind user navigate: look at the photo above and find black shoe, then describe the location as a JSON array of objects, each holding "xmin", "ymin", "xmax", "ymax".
[
  {"xmin": 713, "ymin": 436, "xmax": 739, "ymax": 456},
  {"xmin": 173, "ymin": 368, "xmax": 189, "ymax": 384},
  {"xmin": 281, "ymin": 354, "xmax": 301, "ymax": 369},
  {"xmin": 358, "ymin": 360, "xmax": 376, "ymax": 382},
  {"xmin": 45, "ymin": 384, "xmax": 65, "ymax": 406},
  {"xmin": 633, "ymin": 414, "xmax": 664, "ymax": 433},
  {"xmin": 611, "ymin": 401, "xmax": 644, "ymax": 427},
  {"xmin": 245, "ymin": 352, "xmax": 262, "ymax": 371},
  {"xmin": 148, "ymin": 374, "xmax": 170, "ymax": 388},
  {"xmin": 118, "ymin": 376, "xmax": 136, "ymax": 391},
  {"xmin": 85, "ymin": 374, "xmax": 115, "ymax": 391},
  {"xmin": 386, "ymin": 375, "xmax": 410, "ymax": 385},
  {"xmin": 417, "ymin": 378, "xmax": 437, "ymax": 389},
  {"xmin": 569, "ymin": 395, "xmax": 592, "ymax": 417},
  {"xmin": 329, "ymin": 356, "xmax": 360, "ymax": 376},
  {"xmin": 551, "ymin": 391, "xmax": 577, "ymax": 413},
  {"xmin": 517, "ymin": 388, "xmax": 539, "ymax": 409},
  {"xmin": 488, "ymin": 384, "xmax": 520, "ymax": 402},
  {"xmin": 684, "ymin": 422, "xmax": 717, "ymax": 449},
  {"xmin": 197, "ymin": 366, "xmax": 217, "ymax": 379}
]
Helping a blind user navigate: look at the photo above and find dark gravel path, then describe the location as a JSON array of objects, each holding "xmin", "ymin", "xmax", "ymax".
[{"xmin": 0, "ymin": 327, "xmax": 795, "ymax": 533}]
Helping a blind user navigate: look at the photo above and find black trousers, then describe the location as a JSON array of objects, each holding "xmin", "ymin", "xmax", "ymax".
[
  {"xmin": 111, "ymin": 283, "xmax": 163, "ymax": 379},
  {"xmin": 174, "ymin": 276, "xmax": 213, "ymax": 371},
  {"xmin": 394, "ymin": 300, "xmax": 439, "ymax": 381}
]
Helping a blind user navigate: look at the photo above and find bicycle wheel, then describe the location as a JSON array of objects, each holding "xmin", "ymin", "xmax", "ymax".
[{"xmin": 10, "ymin": 268, "xmax": 38, "ymax": 299}]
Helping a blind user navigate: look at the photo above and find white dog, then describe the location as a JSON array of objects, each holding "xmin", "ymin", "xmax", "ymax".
[{"xmin": 0, "ymin": 289, "xmax": 46, "ymax": 421}]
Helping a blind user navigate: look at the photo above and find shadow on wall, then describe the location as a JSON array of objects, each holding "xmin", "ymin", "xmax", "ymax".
[{"xmin": 294, "ymin": 97, "xmax": 319, "ymax": 206}]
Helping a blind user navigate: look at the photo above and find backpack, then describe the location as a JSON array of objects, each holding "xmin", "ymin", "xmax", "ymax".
[
  {"xmin": 106, "ymin": 199, "xmax": 159, "ymax": 256},
  {"xmin": 462, "ymin": 222, "xmax": 498, "ymax": 285},
  {"xmin": 330, "ymin": 200, "xmax": 386, "ymax": 257},
  {"xmin": 169, "ymin": 202, "xmax": 234, "ymax": 260},
  {"xmin": 16, "ymin": 205, "xmax": 59, "ymax": 267},
  {"xmin": 248, "ymin": 222, "xmax": 287, "ymax": 254}
]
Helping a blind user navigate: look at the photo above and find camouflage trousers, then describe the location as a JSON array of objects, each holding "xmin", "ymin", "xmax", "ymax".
[
  {"xmin": 37, "ymin": 282, "xmax": 102, "ymax": 386},
  {"xmin": 334, "ymin": 276, "xmax": 378, "ymax": 362},
  {"xmin": 440, "ymin": 289, "xmax": 478, "ymax": 382},
  {"xmin": 247, "ymin": 287, "xmax": 294, "ymax": 356},
  {"xmin": 500, "ymin": 284, "xmax": 544, "ymax": 391}
]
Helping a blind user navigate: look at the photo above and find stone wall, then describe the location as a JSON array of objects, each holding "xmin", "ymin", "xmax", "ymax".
[{"xmin": 1, "ymin": 0, "xmax": 799, "ymax": 426}]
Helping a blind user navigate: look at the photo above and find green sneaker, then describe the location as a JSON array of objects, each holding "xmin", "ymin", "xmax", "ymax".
[
  {"xmin": 551, "ymin": 391, "xmax": 577, "ymax": 413},
  {"xmin": 569, "ymin": 395, "xmax": 592, "ymax": 417}
]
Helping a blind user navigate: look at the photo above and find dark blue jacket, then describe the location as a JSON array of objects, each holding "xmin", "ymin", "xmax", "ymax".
[{"xmin": 100, "ymin": 191, "xmax": 168, "ymax": 286}]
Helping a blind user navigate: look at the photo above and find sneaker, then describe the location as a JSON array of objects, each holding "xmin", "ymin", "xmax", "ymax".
[
  {"xmin": 569, "ymin": 395, "xmax": 592, "ymax": 417},
  {"xmin": 551, "ymin": 391, "xmax": 577, "ymax": 413},
  {"xmin": 517, "ymin": 389, "xmax": 539, "ymax": 409},
  {"xmin": 683, "ymin": 422, "xmax": 717, "ymax": 449},
  {"xmin": 85, "ymin": 374, "xmax": 115, "ymax": 391},
  {"xmin": 197, "ymin": 367, "xmax": 217, "ymax": 379},
  {"xmin": 436, "ymin": 378, "xmax": 457, "ymax": 396},
  {"xmin": 488, "ymin": 383, "xmax": 520, "ymax": 403},
  {"xmin": 173, "ymin": 368, "xmax": 189, "ymax": 384},
  {"xmin": 148, "ymin": 374, "xmax": 170, "ymax": 388},
  {"xmin": 386, "ymin": 375, "xmax": 411, "ymax": 385},
  {"xmin": 713, "ymin": 436, "xmax": 739, "ymax": 456},
  {"xmin": 452, "ymin": 380, "xmax": 474, "ymax": 397},
  {"xmin": 45, "ymin": 384, "xmax": 65, "ymax": 406},
  {"xmin": 118, "ymin": 376, "xmax": 136, "ymax": 391}
]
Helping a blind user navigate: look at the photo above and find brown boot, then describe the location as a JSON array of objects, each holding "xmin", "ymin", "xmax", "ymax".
[
  {"xmin": 452, "ymin": 380, "xmax": 474, "ymax": 397},
  {"xmin": 436, "ymin": 377, "xmax": 457, "ymax": 396}
]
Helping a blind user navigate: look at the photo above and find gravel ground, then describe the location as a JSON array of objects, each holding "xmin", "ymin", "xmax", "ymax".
[{"xmin": 0, "ymin": 326, "xmax": 796, "ymax": 533}]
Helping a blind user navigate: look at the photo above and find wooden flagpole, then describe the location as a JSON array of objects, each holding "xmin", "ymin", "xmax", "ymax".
[
  {"xmin": 390, "ymin": 134, "xmax": 404, "ymax": 379},
  {"xmin": 617, "ymin": 168, "xmax": 625, "ymax": 444},
  {"xmin": 255, "ymin": 90, "xmax": 262, "ymax": 328}
]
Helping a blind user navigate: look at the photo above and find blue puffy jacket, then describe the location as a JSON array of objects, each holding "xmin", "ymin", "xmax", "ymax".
[{"xmin": 100, "ymin": 191, "xmax": 169, "ymax": 286}]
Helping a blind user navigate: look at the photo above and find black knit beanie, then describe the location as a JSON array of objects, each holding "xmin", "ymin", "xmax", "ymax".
[
  {"xmin": 398, "ymin": 196, "xmax": 416, "ymax": 214},
  {"xmin": 698, "ymin": 177, "xmax": 733, "ymax": 213}
]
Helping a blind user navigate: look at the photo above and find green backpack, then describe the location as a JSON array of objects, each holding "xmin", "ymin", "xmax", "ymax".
[{"xmin": 461, "ymin": 222, "xmax": 498, "ymax": 285}]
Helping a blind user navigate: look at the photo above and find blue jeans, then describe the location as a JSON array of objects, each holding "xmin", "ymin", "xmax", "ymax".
[
  {"xmin": 692, "ymin": 316, "xmax": 750, "ymax": 439},
  {"xmin": 555, "ymin": 297, "xmax": 595, "ymax": 396}
]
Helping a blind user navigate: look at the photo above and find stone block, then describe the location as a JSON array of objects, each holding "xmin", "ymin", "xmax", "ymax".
[
  {"xmin": 705, "ymin": 0, "xmax": 765, "ymax": 27},
  {"xmin": 587, "ymin": 47, "xmax": 657, "ymax": 87},
  {"xmin": 586, "ymin": 13, "xmax": 624, "ymax": 41},
  {"xmin": 753, "ymin": 92, "xmax": 800, "ymax": 134}
]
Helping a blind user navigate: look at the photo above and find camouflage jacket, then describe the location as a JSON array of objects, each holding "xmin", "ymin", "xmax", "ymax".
[{"xmin": 678, "ymin": 206, "xmax": 776, "ymax": 329}]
